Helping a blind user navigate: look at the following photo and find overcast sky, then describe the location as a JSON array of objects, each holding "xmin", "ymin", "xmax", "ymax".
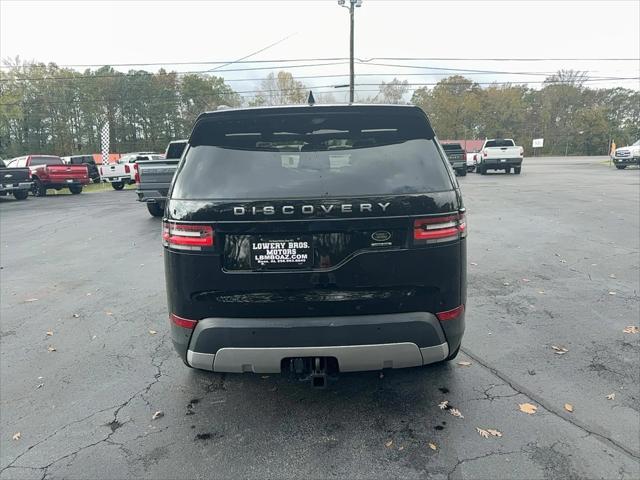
[{"xmin": 1, "ymin": 0, "xmax": 638, "ymax": 101}]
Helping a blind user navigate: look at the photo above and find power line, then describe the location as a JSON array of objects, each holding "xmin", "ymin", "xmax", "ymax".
[{"xmin": 3, "ymin": 56, "xmax": 638, "ymax": 69}]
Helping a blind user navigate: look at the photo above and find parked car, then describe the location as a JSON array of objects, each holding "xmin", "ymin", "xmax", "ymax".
[
  {"xmin": 8, "ymin": 155, "xmax": 88, "ymax": 196},
  {"xmin": 62, "ymin": 155, "xmax": 101, "ymax": 183},
  {"xmin": 477, "ymin": 138, "xmax": 524, "ymax": 175},
  {"xmin": 466, "ymin": 152, "xmax": 478, "ymax": 173},
  {"xmin": 612, "ymin": 140, "xmax": 640, "ymax": 169},
  {"xmin": 136, "ymin": 140, "xmax": 187, "ymax": 217},
  {"xmin": 163, "ymin": 104, "xmax": 467, "ymax": 386},
  {"xmin": 441, "ymin": 143, "xmax": 467, "ymax": 176},
  {"xmin": 100, "ymin": 152, "xmax": 162, "ymax": 190},
  {"xmin": 1, "ymin": 158, "xmax": 32, "ymax": 200}
]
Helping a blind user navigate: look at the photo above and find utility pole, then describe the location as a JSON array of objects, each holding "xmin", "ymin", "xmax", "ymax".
[{"xmin": 339, "ymin": 0, "xmax": 362, "ymax": 103}]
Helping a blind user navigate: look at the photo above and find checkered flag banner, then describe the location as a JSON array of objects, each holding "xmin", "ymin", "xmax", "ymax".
[{"xmin": 101, "ymin": 123, "xmax": 110, "ymax": 165}]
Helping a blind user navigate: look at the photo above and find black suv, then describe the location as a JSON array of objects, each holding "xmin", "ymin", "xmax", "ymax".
[
  {"xmin": 164, "ymin": 105, "xmax": 467, "ymax": 384},
  {"xmin": 441, "ymin": 143, "xmax": 467, "ymax": 177},
  {"xmin": 67, "ymin": 155, "xmax": 100, "ymax": 183}
]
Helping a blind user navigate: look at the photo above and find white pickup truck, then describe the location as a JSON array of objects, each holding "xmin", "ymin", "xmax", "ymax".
[
  {"xmin": 100, "ymin": 152, "xmax": 163, "ymax": 190},
  {"xmin": 477, "ymin": 139, "xmax": 524, "ymax": 175}
]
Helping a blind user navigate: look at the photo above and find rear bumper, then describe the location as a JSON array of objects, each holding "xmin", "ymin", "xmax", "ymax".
[
  {"xmin": 136, "ymin": 188, "xmax": 168, "ymax": 203},
  {"xmin": 177, "ymin": 311, "xmax": 464, "ymax": 373},
  {"xmin": 103, "ymin": 177, "xmax": 130, "ymax": 183},
  {"xmin": 482, "ymin": 158, "xmax": 522, "ymax": 168},
  {"xmin": 0, "ymin": 182, "xmax": 31, "ymax": 192},
  {"xmin": 449, "ymin": 161, "xmax": 466, "ymax": 169},
  {"xmin": 44, "ymin": 180, "xmax": 88, "ymax": 188}
]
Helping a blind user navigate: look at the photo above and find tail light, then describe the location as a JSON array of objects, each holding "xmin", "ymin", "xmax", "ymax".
[
  {"xmin": 133, "ymin": 163, "xmax": 140, "ymax": 183},
  {"xmin": 473, "ymin": 154, "xmax": 477, "ymax": 161},
  {"xmin": 124, "ymin": 164, "xmax": 130, "ymax": 174},
  {"xmin": 519, "ymin": 147, "xmax": 524, "ymax": 157},
  {"xmin": 162, "ymin": 221, "xmax": 214, "ymax": 251},
  {"xmin": 437, "ymin": 305, "xmax": 465, "ymax": 321},
  {"xmin": 170, "ymin": 313, "xmax": 198, "ymax": 329},
  {"xmin": 483, "ymin": 150, "xmax": 488, "ymax": 157},
  {"xmin": 413, "ymin": 212, "xmax": 467, "ymax": 244}
]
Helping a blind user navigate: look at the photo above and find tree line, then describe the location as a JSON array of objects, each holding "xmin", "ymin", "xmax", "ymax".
[{"xmin": 1, "ymin": 60, "xmax": 638, "ymax": 159}]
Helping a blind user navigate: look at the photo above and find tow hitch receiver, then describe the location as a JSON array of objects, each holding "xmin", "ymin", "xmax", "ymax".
[{"xmin": 284, "ymin": 357, "xmax": 339, "ymax": 388}]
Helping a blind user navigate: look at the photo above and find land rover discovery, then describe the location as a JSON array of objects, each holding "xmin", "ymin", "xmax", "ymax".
[{"xmin": 163, "ymin": 104, "xmax": 467, "ymax": 383}]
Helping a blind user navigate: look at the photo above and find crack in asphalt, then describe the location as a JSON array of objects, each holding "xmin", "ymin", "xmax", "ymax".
[
  {"xmin": 446, "ymin": 449, "xmax": 523, "ymax": 479},
  {"xmin": 0, "ymin": 333, "xmax": 172, "ymax": 477},
  {"xmin": 461, "ymin": 347, "xmax": 640, "ymax": 460}
]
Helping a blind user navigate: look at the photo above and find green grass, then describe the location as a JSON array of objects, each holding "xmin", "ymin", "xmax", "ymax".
[{"xmin": 44, "ymin": 182, "xmax": 136, "ymax": 195}]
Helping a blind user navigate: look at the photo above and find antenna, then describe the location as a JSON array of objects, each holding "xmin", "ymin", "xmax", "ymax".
[{"xmin": 307, "ymin": 91, "xmax": 316, "ymax": 105}]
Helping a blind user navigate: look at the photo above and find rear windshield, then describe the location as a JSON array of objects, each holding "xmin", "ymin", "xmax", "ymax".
[
  {"xmin": 166, "ymin": 142, "xmax": 187, "ymax": 159},
  {"xmin": 485, "ymin": 139, "xmax": 515, "ymax": 148},
  {"xmin": 173, "ymin": 110, "xmax": 453, "ymax": 200},
  {"xmin": 30, "ymin": 156, "xmax": 63, "ymax": 166},
  {"xmin": 442, "ymin": 144, "xmax": 463, "ymax": 151},
  {"xmin": 70, "ymin": 156, "xmax": 95, "ymax": 165}
]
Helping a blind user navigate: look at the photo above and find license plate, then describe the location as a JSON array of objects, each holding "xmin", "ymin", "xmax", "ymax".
[
  {"xmin": 66, "ymin": 179, "xmax": 74, "ymax": 183},
  {"xmin": 250, "ymin": 236, "xmax": 313, "ymax": 270},
  {"xmin": 500, "ymin": 159, "xmax": 507, "ymax": 162}
]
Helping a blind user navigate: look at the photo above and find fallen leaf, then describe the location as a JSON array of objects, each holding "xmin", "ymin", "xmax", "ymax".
[
  {"xmin": 487, "ymin": 429, "xmax": 503, "ymax": 437},
  {"xmin": 519, "ymin": 403, "xmax": 538, "ymax": 414},
  {"xmin": 46, "ymin": 330, "xmax": 53, "ymax": 336},
  {"xmin": 72, "ymin": 313, "xmax": 79, "ymax": 318},
  {"xmin": 564, "ymin": 403, "xmax": 574, "ymax": 412},
  {"xmin": 35, "ymin": 383, "xmax": 44, "ymax": 389},
  {"xmin": 105, "ymin": 311, "xmax": 113, "ymax": 316},
  {"xmin": 148, "ymin": 330, "xmax": 157, "ymax": 335},
  {"xmin": 623, "ymin": 326, "xmax": 639, "ymax": 334},
  {"xmin": 379, "ymin": 372, "xmax": 384, "ymax": 379},
  {"xmin": 438, "ymin": 400, "xmax": 449, "ymax": 410},
  {"xmin": 609, "ymin": 274, "xmax": 616, "ymax": 279},
  {"xmin": 47, "ymin": 346, "xmax": 56, "ymax": 352},
  {"xmin": 449, "ymin": 408, "xmax": 464, "ymax": 419},
  {"xmin": 503, "ymin": 282, "xmax": 510, "ymax": 286},
  {"xmin": 606, "ymin": 393, "xmax": 615, "ymax": 400},
  {"xmin": 538, "ymin": 290, "xmax": 545, "ymax": 294},
  {"xmin": 25, "ymin": 298, "xmax": 38, "ymax": 302},
  {"xmin": 428, "ymin": 442, "xmax": 437, "ymax": 451},
  {"xmin": 385, "ymin": 440, "xmax": 393, "ymax": 448},
  {"xmin": 261, "ymin": 375, "xmax": 270, "ymax": 379},
  {"xmin": 398, "ymin": 446, "xmax": 404, "ymax": 451},
  {"xmin": 152, "ymin": 410, "xmax": 164, "ymax": 420},
  {"xmin": 470, "ymin": 262, "xmax": 478, "ymax": 266},
  {"xmin": 522, "ymin": 278, "xmax": 530, "ymax": 282},
  {"xmin": 560, "ymin": 259, "xmax": 567, "ymax": 263},
  {"xmin": 92, "ymin": 335, "xmax": 97, "ymax": 340},
  {"xmin": 86, "ymin": 292, "xmax": 92, "ymax": 296},
  {"xmin": 457, "ymin": 361, "xmax": 472, "ymax": 367},
  {"xmin": 476, "ymin": 427, "xmax": 489, "ymax": 438},
  {"xmin": 37, "ymin": 376, "xmax": 44, "ymax": 380},
  {"xmin": 12, "ymin": 432, "xmax": 20, "ymax": 441},
  {"xmin": 608, "ymin": 291, "xmax": 617, "ymax": 296}
]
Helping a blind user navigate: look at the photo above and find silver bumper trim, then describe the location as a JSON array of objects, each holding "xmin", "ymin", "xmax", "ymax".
[{"xmin": 187, "ymin": 342, "xmax": 449, "ymax": 373}]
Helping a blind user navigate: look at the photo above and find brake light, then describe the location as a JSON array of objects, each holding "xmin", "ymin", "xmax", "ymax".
[
  {"xmin": 124, "ymin": 164, "xmax": 130, "ymax": 174},
  {"xmin": 483, "ymin": 150, "xmax": 488, "ymax": 157},
  {"xmin": 519, "ymin": 147, "xmax": 524, "ymax": 157},
  {"xmin": 436, "ymin": 305, "xmax": 465, "ymax": 321},
  {"xmin": 473, "ymin": 154, "xmax": 477, "ymax": 161},
  {"xmin": 133, "ymin": 163, "xmax": 140, "ymax": 183},
  {"xmin": 162, "ymin": 221, "xmax": 214, "ymax": 250},
  {"xmin": 170, "ymin": 313, "xmax": 198, "ymax": 329},
  {"xmin": 414, "ymin": 212, "xmax": 467, "ymax": 244}
]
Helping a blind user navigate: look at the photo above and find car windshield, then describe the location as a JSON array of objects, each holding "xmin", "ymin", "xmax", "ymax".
[
  {"xmin": 442, "ymin": 144, "xmax": 463, "ymax": 151},
  {"xmin": 30, "ymin": 156, "xmax": 63, "ymax": 166},
  {"xmin": 173, "ymin": 109, "xmax": 454, "ymax": 200}
]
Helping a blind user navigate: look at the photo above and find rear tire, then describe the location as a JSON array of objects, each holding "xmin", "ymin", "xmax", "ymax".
[
  {"xmin": 69, "ymin": 185, "xmax": 83, "ymax": 194},
  {"xmin": 514, "ymin": 167, "xmax": 521, "ymax": 174},
  {"xmin": 505, "ymin": 167, "xmax": 511, "ymax": 174},
  {"xmin": 458, "ymin": 168, "xmax": 467, "ymax": 177},
  {"xmin": 32, "ymin": 179, "xmax": 46, "ymax": 197},
  {"xmin": 479, "ymin": 165, "xmax": 487, "ymax": 175},
  {"xmin": 147, "ymin": 202, "xmax": 164, "ymax": 217},
  {"xmin": 13, "ymin": 190, "xmax": 29, "ymax": 200},
  {"xmin": 615, "ymin": 165, "xmax": 626, "ymax": 170},
  {"xmin": 112, "ymin": 182, "xmax": 125, "ymax": 190},
  {"xmin": 93, "ymin": 178, "xmax": 101, "ymax": 184}
]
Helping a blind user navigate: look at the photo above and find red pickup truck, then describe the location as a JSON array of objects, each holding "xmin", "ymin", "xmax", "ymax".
[{"xmin": 13, "ymin": 155, "xmax": 90, "ymax": 196}]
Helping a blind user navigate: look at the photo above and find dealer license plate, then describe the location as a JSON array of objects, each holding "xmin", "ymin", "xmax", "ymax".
[{"xmin": 250, "ymin": 236, "xmax": 313, "ymax": 270}]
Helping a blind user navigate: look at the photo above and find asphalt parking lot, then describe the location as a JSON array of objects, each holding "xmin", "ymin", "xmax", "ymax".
[{"xmin": 1, "ymin": 156, "xmax": 638, "ymax": 479}]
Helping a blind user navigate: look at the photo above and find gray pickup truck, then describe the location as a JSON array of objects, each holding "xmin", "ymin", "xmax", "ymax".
[
  {"xmin": 0, "ymin": 159, "xmax": 32, "ymax": 200},
  {"xmin": 136, "ymin": 140, "xmax": 187, "ymax": 217}
]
